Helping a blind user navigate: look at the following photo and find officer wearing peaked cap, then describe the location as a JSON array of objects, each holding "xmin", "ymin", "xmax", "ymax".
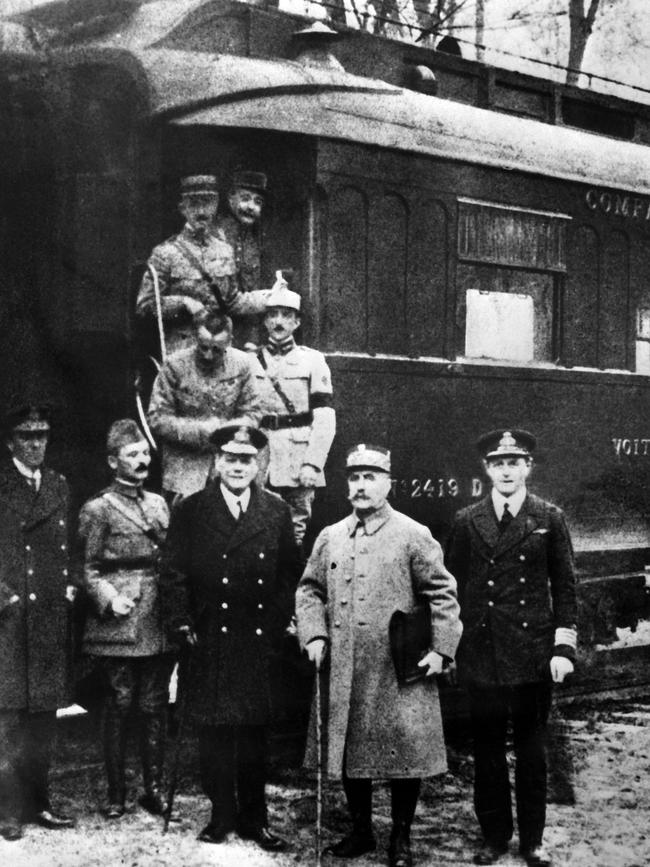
[
  {"xmin": 161, "ymin": 422, "xmax": 302, "ymax": 851},
  {"xmin": 296, "ymin": 443, "xmax": 461, "ymax": 867},
  {"xmin": 137, "ymin": 175, "xmax": 270, "ymax": 356},
  {"xmin": 445, "ymin": 429, "xmax": 578, "ymax": 867},
  {"xmin": 214, "ymin": 170, "xmax": 269, "ymax": 349},
  {"xmin": 253, "ymin": 275, "xmax": 336, "ymax": 546},
  {"xmin": 78, "ymin": 419, "xmax": 172, "ymax": 820},
  {"xmin": 0, "ymin": 404, "xmax": 75, "ymax": 840}
]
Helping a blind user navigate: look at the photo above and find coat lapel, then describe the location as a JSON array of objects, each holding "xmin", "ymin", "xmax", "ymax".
[
  {"xmin": 470, "ymin": 496, "xmax": 500, "ymax": 551},
  {"xmin": 493, "ymin": 493, "xmax": 543, "ymax": 557},
  {"xmin": 226, "ymin": 485, "xmax": 267, "ymax": 552},
  {"xmin": 200, "ymin": 482, "xmax": 238, "ymax": 543},
  {"xmin": 0, "ymin": 462, "xmax": 63, "ymax": 529}
]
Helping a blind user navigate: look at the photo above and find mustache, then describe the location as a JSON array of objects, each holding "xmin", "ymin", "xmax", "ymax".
[{"xmin": 135, "ymin": 464, "xmax": 148, "ymax": 472}]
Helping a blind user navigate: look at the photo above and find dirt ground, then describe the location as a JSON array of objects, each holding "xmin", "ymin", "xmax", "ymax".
[{"xmin": 2, "ymin": 699, "xmax": 649, "ymax": 867}]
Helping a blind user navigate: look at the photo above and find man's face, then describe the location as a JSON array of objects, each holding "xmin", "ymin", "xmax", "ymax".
[
  {"xmin": 7, "ymin": 429, "xmax": 49, "ymax": 470},
  {"xmin": 195, "ymin": 325, "xmax": 231, "ymax": 369},
  {"xmin": 216, "ymin": 452, "xmax": 258, "ymax": 494},
  {"xmin": 484, "ymin": 456, "xmax": 531, "ymax": 497},
  {"xmin": 228, "ymin": 188, "xmax": 264, "ymax": 226},
  {"xmin": 347, "ymin": 469, "xmax": 392, "ymax": 515},
  {"xmin": 264, "ymin": 307, "xmax": 300, "ymax": 342},
  {"xmin": 108, "ymin": 439, "xmax": 151, "ymax": 485},
  {"xmin": 179, "ymin": 194, "xmax": 219, "ymax": 235}
]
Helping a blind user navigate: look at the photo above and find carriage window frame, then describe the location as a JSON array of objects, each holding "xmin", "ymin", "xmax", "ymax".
[
  {"xmin": 457, "ymin": 198, "xmax": 570, "ymax": 365},
  {"xmin": 635, "ymin": 307, "xmax": 650, "ymax": 374}
]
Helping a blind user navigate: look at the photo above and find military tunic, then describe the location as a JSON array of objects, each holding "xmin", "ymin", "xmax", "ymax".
[
  {"xmin": 78, "ymin": 481, "xmax": 170, "ymax": 657},
  {"xmin": 147, "ymin": 345, "xmax": 262, "ymax": 497},
  {"xmin": 252, "ymin": 342, "xmax": 335, "ymax": 543},
  {"xmin": 296, "ymin": 503, "xmax": 462, "ymax": 780},
  {"xmin": 136, "ymin": 225, "xmax": 268, "ymax": 355},
  {"xmin": 215, "ymin": 214, "xmax": 264, "ymax": 348}
]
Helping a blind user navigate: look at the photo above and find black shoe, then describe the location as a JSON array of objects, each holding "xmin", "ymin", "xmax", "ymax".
[
  {"xmin": 521, "ymin": 845, "xmax": 552, "ymax": 867},
  {"xmin": 139, "ymin": 790, "xmax": 167, "ymax": 816},
  {"xmin": 0, "ymin": 818, "xmax": 23, "ymax": 840},
  {"xmin": 197, "ymin": 822, "xmax": 231, "ymax": 844},
  {"xmin": 324, "ymin": 829, "xmax": 377, "ymax": 858},
  {"xmin": 239, "ymin": 825, "xmax": 288, "ymax": 852},
  {"xmin": 104, "ymin": 802, "xmax": 125, "ymax": 819},
  {"xmin": 34, "ymin": 809, "xmax": 75, "ymax": 829},
  {"xmin": 473, "ymin": 841, "xmax": 508, "ymax": 865}
]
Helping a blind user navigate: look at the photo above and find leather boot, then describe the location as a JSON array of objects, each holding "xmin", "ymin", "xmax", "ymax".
[
  {"xmin": 388, "ymin": 779, "xmax": 420, "ymax": 867},
  {"xmin": 325, "ymin": 777, "xmax": 375, "ymax": 858},
  {"xmin": 139, "ymin": 712, "xmax": 167, "ymax": 815},
  {"xmin": 103, "ymin": 704, "xmax": 127, "ymax": 818}
]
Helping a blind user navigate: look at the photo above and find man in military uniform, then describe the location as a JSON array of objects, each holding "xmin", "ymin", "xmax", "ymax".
[
  {"xmin": 296, "ymin": 444, "xmax": 462, "ymax": 867},
  {"xmin": 136, "ymin": 175, "xmax": 269, "ymax": 356},
  {"xmin": 445, "ymin": 430, "xmax": 578, "ymax": 867},
  {"xmin": 147, "ymin": 309, "xmax": 262, "ymax": 499},
  {"xmin": 253, "ymin": 281, "xmax": 335, "ymax": 546},
  {"xmin": 161, "ymin": 424, "xmax": 302, "ymax": 851},
  {"xmin": 214, "ymin": 170, "xmax": 268, "ymax": 349},
  {"xmin": 78, "ymin": 419, "xmax": 172, "ymax": 819},
  {"xmin": 0, "ymin": 404, "xmax": 75, "ymax": 840}
]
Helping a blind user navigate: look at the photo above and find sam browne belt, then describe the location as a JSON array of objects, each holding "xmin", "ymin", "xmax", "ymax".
[{"xmin": 261, "ymin": 411, "xmax": 313, "ymax": 430}]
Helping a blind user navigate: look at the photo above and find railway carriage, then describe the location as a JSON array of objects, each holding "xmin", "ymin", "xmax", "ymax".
[{"xmin": 3, "ymin": 0, "xmax": 650, "ymax": 700}]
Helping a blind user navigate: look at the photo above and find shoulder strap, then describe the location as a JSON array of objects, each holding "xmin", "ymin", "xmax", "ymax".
[
  {"xmin": 173, "ymin": 237, "xmax": 228, "ymax": 313},
  {"xmin": 102, "ymin": 492, "xmax": 162, "ymax": 544},
  {"xmin": 257, "ymin": 348, "xmax": 297, "ymax": 415}
]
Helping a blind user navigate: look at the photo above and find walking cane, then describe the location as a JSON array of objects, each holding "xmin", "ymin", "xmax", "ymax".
[
  {"xmin": 315, "ymin": 660, "xmax": 323, "ymax": 867},
  {"xmin": 148, "ymin": 263, "xmax": 168, "ymax": 364}
]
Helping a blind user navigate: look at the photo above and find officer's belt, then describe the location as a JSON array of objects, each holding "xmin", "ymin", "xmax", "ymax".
[{"xmin": 261, "ymin": 411, "xmax": 313, "ymax": 430}]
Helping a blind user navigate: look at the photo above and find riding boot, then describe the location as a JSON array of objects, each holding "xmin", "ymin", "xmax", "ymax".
[
  {"xmin": 103, "ymin": 704, "xmax": 128, "ymax": 818},
  {"xmin": 388, "ymin": 779, "xmax": 421, "ymax": 867},
  {"xmin": 139, "ymin": 712, "xmax": 167, "ymax": 815}
]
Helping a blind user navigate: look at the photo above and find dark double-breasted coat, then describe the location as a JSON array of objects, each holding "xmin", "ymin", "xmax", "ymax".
[
  {"xmin": 445, "ymin": 492, "xmax": 577, "ymax": 688},
  {"xmin": 161, "ymin": 482, "xmax": 302, "ymax": 726},
  {"xmin": 0, "ymin": 461, "xmax": 71, "ymax": 711}
]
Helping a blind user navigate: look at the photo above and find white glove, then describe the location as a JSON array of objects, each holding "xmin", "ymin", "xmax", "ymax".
[
  {"xmin": 550, "ymin": 655, "xmax": 574, "ymax": 683},
  {"xmin": 111, "ymin": 595, "xmax": 135, "ymax": 617},
  {"xmin": 417, "ymin": 650, "xmax": 445, "ymax": 676}
]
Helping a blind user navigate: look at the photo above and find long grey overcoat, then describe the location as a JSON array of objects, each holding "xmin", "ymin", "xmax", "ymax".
[
  {"xmin": 0, "ymin": 461, "xmax": 71, "ymax": 711},
  {"xmin": 296, "ymin": 503, "xmax": 462, "ymax": 780}
]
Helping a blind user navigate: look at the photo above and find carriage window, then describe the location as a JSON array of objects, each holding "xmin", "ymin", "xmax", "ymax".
[
  {"xmin": 457, "ymin": 199, "xmax": 567, "ymax": 364},
  {"xmin": 636, "ymin": 307, "xmax": 650, "ymax": 374}
]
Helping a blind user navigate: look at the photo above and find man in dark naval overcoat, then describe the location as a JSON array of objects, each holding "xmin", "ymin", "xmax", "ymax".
[
  {"xmin": 445, "ymin": 430, "xmax": 577, "ymax": 867},
  {"xmin": 0, "ymin": 404, "xmax": 75, "ymax": 840},
  {"xmin": 161, "ymin": 423, "xmax": 302, "ymax": 851},
  {"xmin": 78, "ymin": 419, "xmax": 172, "ymax": 819},
  {"xmin": 296, "ymin": 444, "xmax": 462, "ymax": 867}
]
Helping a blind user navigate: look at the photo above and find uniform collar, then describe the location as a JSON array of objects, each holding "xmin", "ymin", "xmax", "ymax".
[
  {"xmin": 12, "ymin": 457, "xmax": 41, "ymax": 483},
  {"xmin": 266, "ymin": 337, "xmax": 295, "ymax": 356},
  {"xmin": 182, "ymin": 223, "xmax": 210, "ymax": 246},
  {"xmin": 220, "ymin": 483, "xmax": 251, "ymax": 518},
  {"xmin": 347, "ymin": 501, "xmax": 392, "ymax": 536},
  {"xmin": 491, "ymin": 486, "xmax": 527, "ymax": 520},
  {"xmin": 111, "ymin": 478, "xmax": 143, "ymax": 499}
]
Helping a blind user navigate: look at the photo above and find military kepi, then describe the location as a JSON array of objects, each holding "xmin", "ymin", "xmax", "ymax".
[
  {"xmin": 477, "ymin": 429, "xmax": 536, "ymax": 460},
  {"xmin": 180, "ymin": 175, "xmax": 219, "ymax": 196},
  {"xmin": 345, "ymin": 443, "xmax": 391, "ymax": 473},
  {"xmin": 4, "ymin": 403, "xmax": 51, "ymax": 434},
  {"xmin": 232, "ymin": 170, "xmax": 268, "ymax": 193},
  {"xmin": 211, "ymin": 424, "xmax": 268, "ymax": 454}
]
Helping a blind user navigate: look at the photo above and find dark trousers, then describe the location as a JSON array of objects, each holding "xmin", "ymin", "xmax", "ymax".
[
  {"xmin": 343, "ymin": 754, "xmax": 421, "ymax": 831},
  {"xmin": 468, "ymin": 683, "xmax": 552, "ymax": 851},
  {"xmin": 0, "ymin": 709, "xmax": 57, "ymax": 821},
  {"xmin": 198, "ymin": 724, "xmax": 268, "ymax": 831}
]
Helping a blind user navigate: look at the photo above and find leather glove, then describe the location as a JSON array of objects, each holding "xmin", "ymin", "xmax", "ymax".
[
  {"xmin": 176, "ymin": 625, "xmax": 198, "ymax": 647},
  {"xmin": 550, "ymin": 655, "xmax": 574, "ymax": 683},
  {"xmin": 298, "ymin": 465, "xmax": 319, "ymax": 487},
  {"xmin": 306, "ymin": 638, "xmax": 327, "ymax": 670}
]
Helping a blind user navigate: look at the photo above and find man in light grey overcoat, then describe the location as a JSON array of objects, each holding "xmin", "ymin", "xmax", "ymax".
[{"xmin": 296, "ymin": 444, "xmax": 462, "ymax": 867}]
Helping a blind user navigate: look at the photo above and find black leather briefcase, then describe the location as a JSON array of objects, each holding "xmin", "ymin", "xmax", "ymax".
[{"xmin": 388, "ymin": 604, "xmax": 431, "ymax": 686}]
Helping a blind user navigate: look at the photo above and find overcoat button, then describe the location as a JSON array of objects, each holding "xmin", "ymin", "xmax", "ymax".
[
  {"xmin": 256, "ymin": 628, "xmax": 263, "ymax": 636},
  {"xmin": 488, "ymin": 601, "xmax": 494, "ymax": 607},
  {"xmin": 520, "ymin": 600, "xmax": 525, "ymax": 605},
  {"xmin": 223, "ymin": 554, "xmax": 227, "ymax": 560},
  {"xmin": 61, "ymin": 544, "xmax": 66, "ymax": 550},
  {"xmin": 520, "ymin": 578, "xmax": 526, "ymax": 584},
  {"xmin": 487, "ymin": 580, "xmax": 494, "ymax": 587},
  {"xmin": 27, "ymin": 569, "xmax": 34, "ymax": 576},
  {"xmin": 59, "ymin": 520, "xmax": 65, "ymax": 527},
  {"xmin": 29, "ymin": 593, "xmax": 36, "ymax": 601},
  {"xmin": 258, "ymin": 604, "xmax": 263, "ymax": 610},
  {"xmin": 259, "ymin": 552, "xmax": 265, "ymax": 559},
  {"xmin": 489, "ymin": 558, "xmax": 495, "ymax": 565},
  {"xmin": 25, "ymin": 545, "xmax": 31, "ymax": 551},
  {"xmin": 258, "ymin": 579, "xmax": 263, "ymax": 585},
  {"xmin": 345, "ymin": 576, "xmax": 352, "ymax": 582},
  {"xmin": 334, "ymin": 621, "xmax": 341, "ymax": 627},
  {"xmin": 520, "ymin": 555, "xmax": 525, "ymax": 561},
  {"xmin": 222, "ymin": 578, "xmax": 229, "ymax": 584},
  {"xmin": 63, "ymin": 569, "xmax": 68, "ymax": 576},
  {"xmin": 221, "ymin": 626, "xmax": 228, "ymax": 633},
  {"xmin": 222, "ymin": 603, "xmax": 228, "ymax": 609},
  {"xmin": 523, "ymin": 622, "xmax": 528, "ymax": 628},
  {"xmin": 341, "ymin": 599, "xmax": 348, "ymax": 605}
]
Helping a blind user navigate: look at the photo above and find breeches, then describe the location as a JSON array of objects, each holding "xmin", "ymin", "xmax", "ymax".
[
  {"xmin": 0, "ymin": 709, "xmax": 56, "ymax": 819},
  {"xmin": 468, "ymin": 682, "xmax": 552, "ymax": 850},
  {"xmin": 98, "ymin": 655, "xmax": 174, "ymax": 714},
  {"xmin": 268, "ymin": 485, "xmax": 315, "ymax": 545}
]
